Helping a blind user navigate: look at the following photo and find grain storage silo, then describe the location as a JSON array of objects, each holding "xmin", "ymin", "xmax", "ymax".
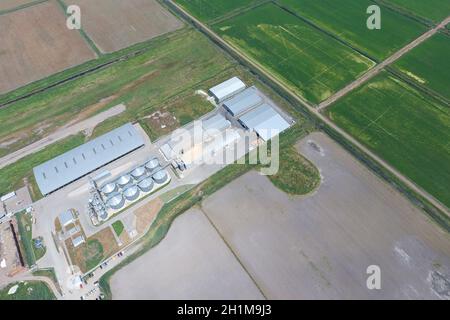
[
  {"xmin": 101, "ymin": 183, "xmax": 117, "ymax": 196},
  {"xmin": 131, "ymin": 166, "xmax": 146, "ymax": 180},
  {"xmin": 107, "ymin": 194, "xmax": 125, "ymax": 210},
  {"xmin": 116, "ymin": 174, "xmax": 132, "ymax": 188},
  {"xmin": 153, "ymin": 169, "xmax": 168, "ymax": 184},
  {"xmin": 145, "ymin": 158, "xmax": 160, "ymax": 173},
  {"xmin": 123, "ymin": 185, "xmax": 140, "ymax": 201},
  {"xmin": 138, "ymin": 177, "xmax": 154, "ymax": 193}
]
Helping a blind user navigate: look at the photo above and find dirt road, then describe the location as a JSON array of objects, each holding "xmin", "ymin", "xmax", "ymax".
[
  {"xmin": 167, "ymin": 0, "xmax": 450, "ymax": 216},
  {"xmin": 0, "ymin": 104, "xmax": 126, "ymax": 169},
  {"xmin": 317, "ymin": 16, "xmax": 450, "ymax": 110}
]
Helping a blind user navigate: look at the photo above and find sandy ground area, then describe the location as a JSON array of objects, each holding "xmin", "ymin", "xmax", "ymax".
[
  {"xmin": 110, "ymin": 208, "xmax": 264, "ymax": 300},
  {"xmin": 68, "ymin": 0, "xmax": 183, "ymax": 53},
  {"xmin": 0, "ymin": 1, "xmax": 96, "ymax": 94},
  {"xmin": 202, "ymin": 132, "xmax": 450, "ymax": 299}
]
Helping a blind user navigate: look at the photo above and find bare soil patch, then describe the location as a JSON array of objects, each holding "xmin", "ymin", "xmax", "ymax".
[
  {"xmin": 0, "ymin": 0, "xmax": 36, "ymax": 11},
  {"xmin": 67, "ymin": 0, "xmax": 183, "ymax": 53},
  {"xmin": 134, "ymin": 198, "xmax": 164, "ymax": 235},
  {"xmin": 0, "ymin": 1, "xmax": 96, "ymax": 94}
]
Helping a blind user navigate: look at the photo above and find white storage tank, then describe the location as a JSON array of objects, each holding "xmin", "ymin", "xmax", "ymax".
[
  {"xmin": 116, "ymin": 174, "xmax": 132, "ymax": 187},
  {"xmin": 131, "ymin": 166, "xmax": 146, "ymax": 179},
  {"xmin": 153, "ymin": 169, "xmax": 168, "ymax": 184},
  {"xmin": 107, "ymin": 194, "xmax": 125, "ymax": 210},
  {"xmin": 101, "ymin": 183, "xmax": 117, "ymax": 196},
  {"xmin": 145, "ymin": 158, "xmax": 160, "ymax": 172},
  {"xmin": 123, "ymin": 185, "xmax": 140, "ymax": 201},
  {"xmin": 138, "ymin": 177, "xmax": 154, "ymax": 193},
  {"xmin": 98, "ymin": 210, "xmax": 108, "ymax": 221}
]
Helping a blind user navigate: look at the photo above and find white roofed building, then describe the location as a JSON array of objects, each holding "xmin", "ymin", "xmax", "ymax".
[{"xmin": 209, "ymin": 77, "xmax": 246, "ymax": 103}]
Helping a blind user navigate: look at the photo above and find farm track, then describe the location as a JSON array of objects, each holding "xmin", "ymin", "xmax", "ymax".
[
  {"xmin": 317, "ymin": 15, "xmax": 450, "ymax": 111},
  {"xmin": 0, "ymin": 104, "xmax": 126, "ymax": 169},
  {"xmin": 166, "ymin": 0, "xmax": 450, "ymax": 217}
]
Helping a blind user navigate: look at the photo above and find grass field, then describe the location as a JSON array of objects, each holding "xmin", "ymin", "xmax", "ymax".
[
  {"xmin": 383, "ymin": 0, "xmax": 450, "ymax": 23},
  {"xmin": 0, "ymin": 133, "xmax": 84, "ymax": 198},
  {"xmin": 16, "ymin": 212, "xmax": 36, "ymax": 267},
  {"xmin": 0, "ymin": 29, "xmax": 234, "ymax": 158},
  {"xmin": 175, "ymin": 0, "xmax": 262, "ymax": 22},
  {"xmin": 112, "ymin": 221, "xmax": 125, "ymax": 237},
  {"xmin": 214, "ymin": 3, "xmax": 374, "ymax": 104},
  {"xmin": 0, "ymin": 281, "xmax": 55, "ymax": 300},
  {"xmin": 278, "ymin": 0, "xmax": 427, "ymax": 60},
  {"xmin": 268, "ymin": 147, "xmax": 320, "ymax": 195},
  {"xmin": 327, "ymin": 72, "xmax": 450, "ymax": 208},
  {"xmin": 393, "ymin": 33, "xmax": 450, "ymax": 100}
]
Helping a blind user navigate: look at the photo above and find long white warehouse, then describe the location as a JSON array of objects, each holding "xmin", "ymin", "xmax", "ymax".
[{"xmin": 33, "ymin": 123, "xmax": 145, "ymax": 196}]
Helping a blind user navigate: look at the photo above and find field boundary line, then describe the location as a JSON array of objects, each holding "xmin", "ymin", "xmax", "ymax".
[
  {"xmin": 166, "ymin": 0, "xmax": 450, "ymax": 218},
  {"xmin": 0, "ymin": 0, "xmax": 47, "ymax": 16},
  {"xmin": 371, "ymin": 0, "xmax": 435, "ymax": 27},
  {"xmin": 207, "ymin": 0, "xmax": 271, "ymax": 26},
  {"xmin": 273, "ymin": 1, "xmax": 379, "ymax": 63},
  {"xmin": 317, "ymin": 15, "xmax": 450, "ymax": 111},
  {"xmin": 56, "ymin": 0, "xmax": 102, "ymax": 57},
  {"xmin": 198, "ymin": 205, "xmax": 268, "ymax": 300}
]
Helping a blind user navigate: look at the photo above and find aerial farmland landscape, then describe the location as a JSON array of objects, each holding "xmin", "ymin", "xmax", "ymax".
[{"xmin": 0, "ymin": 0, "xmax": 449, "ymax": 305}]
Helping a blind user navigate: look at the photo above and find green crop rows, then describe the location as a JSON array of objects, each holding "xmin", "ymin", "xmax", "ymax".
[
  {"xmin": 214, "ymin": 3, "xmax": 374, "ymax": 104},
  {"xmin": 327, "ymin": 72, "xmax": 450, "ymax": 208}
]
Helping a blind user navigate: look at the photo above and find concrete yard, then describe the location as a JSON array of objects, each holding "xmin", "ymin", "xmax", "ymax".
[
  {"xmin": 110, "ymin": 208, "xmax": 264, "ymax": 300},
  {"xmin": 110, "ymin": 131, "xmax": 450, "ymax": 300}
]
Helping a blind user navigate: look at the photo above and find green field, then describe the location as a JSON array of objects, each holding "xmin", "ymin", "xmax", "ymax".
[
  {"xmin": 214, "ymin": 3, "xmax": 374, "ymax": 104},
  {"xmin": 175, "ymin": 0, "xmax": 261, "ymax": 22},
  {"xmin": 0, "ymin": 281, "xmax": 55, "ymax": 300},
  {"xmin": 0, "ymin": 29, "xmax": 234, "ymax": 158},
  {"xmin": 327, "ymin": 72, "xmax": 450, "ymax": 208},
  {"xmin": 112, "ymin": 220, "xmax": 125, "ymax": 237},
  {"xmin": 393, "ymin": 33, "xmax": 450, "ymax": 100},
  {"xmin": 384, "ymin": 0, "xmax": 450, "ymax": 23},
  {"xmin": 278, "ymin": 0, "xmax": 427, "ymax": 60}
]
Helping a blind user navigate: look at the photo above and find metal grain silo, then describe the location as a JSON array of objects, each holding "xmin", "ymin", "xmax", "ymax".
[
  {"xmin": 123, "ymin": 185, "xmax": 140, "ymax": 201},
  {"xmin": 107, "ymin": 194, "xmax": 125, "ymax": 210},
  {"xmin": 138, "ymin": 177, "xmax": 154, "ymax": 193},
  {"xmin": 101, "ymin": 183, "xmax": 117, "ymax": 196},
  {"xmin": 116, "ymin": 174, "xmax": 132, "ymax": 188},
  {"xmin": 145, "ymin": 158, "xmax": 160, "ymax": 172},
  {"xmin": 131, "ymin": 166, "xmax": 146, "ymax": 180},
  {"xmin": 152, "ymin": 169, "xmax": 168, "ymax": 184}
]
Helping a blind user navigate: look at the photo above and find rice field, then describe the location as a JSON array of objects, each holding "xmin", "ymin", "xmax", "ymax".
[
  {"xmin": 175, "ymin": 0, "xmax": 261, "ymax": 22},
  {"xmin": 278, "ymin": 0, "xmax": 427, "ymax": 60},
  {"xmin": 383, "ymin": 0, "xmax": 450, "ymax": 23},
  {"xmin": 327, "ymin": 72, "xmax": 450, "ymax": 208},
  {"xmin": 214, "ymin": 3, "xmax": 375, "ymax": 104},
  {"xmin": 393, "ymin": 33, "xmax": 450, "ymax": 100}
]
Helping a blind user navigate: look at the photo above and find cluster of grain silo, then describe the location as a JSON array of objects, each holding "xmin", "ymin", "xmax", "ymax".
[{"xmin": 98, "ymin": 157, "xmax": 171, "ymax": 212}]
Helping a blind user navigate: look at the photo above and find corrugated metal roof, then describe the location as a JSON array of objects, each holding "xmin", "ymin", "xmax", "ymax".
[
  {"xmin": 238, "ymin": 104, "xmax": 290, "ymax": 141},
  {"xmin": 33, "ymin": 123, "xmax": 145, "ymax": 195},
  {"xmin": 59, "ymin": 210, "xmax": 75, "ymax": 226},
  {"xmin": 223, "ymin": 87, "xmax": 263, "ymax": 116},
  {"xmin": 202, "ymin": 113, "xmax": 230, "ymax": 132},
  {"xmin": 209, "ymin": 77, "xmax": 246, "ymax": 102},
  {"xmin": 72, "ymin": 235, "xmax": 85, "ymax": 248}
]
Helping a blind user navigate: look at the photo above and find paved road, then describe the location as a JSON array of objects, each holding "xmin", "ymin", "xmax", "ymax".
[
  {"xmin": 0, "ymin": 104, "xmax": 126, "ymax": 169},
  {"xmin": 317, "ymin": 16, "xmax": 450, "ymax": 110},
  {"xmin": 168, "ymin": 0, "xmax": 450, "ymax": 216}
]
